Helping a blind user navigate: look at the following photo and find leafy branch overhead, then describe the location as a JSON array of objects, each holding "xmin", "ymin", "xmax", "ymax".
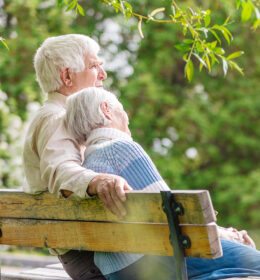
[
  {"xmin": 60, "ymin": 0, "xmax": 259, "ymax": 81},
  {"xmin": 1, "ymin": 0, "xmax": 259, "ymax": 81}
]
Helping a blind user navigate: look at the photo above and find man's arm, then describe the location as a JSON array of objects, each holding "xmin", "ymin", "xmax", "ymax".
[
  {"xmin": 36, "ymin": 112, "xmax": 96, "ymax": 198},
  {"xmin": 36, "ymin": 113, "xmax": 131, "ymax": 216}
]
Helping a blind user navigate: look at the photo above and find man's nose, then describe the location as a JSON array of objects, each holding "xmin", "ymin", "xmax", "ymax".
[{"xmin": 98, "ymin": 66, "xmax": 107, "ymax": 80}]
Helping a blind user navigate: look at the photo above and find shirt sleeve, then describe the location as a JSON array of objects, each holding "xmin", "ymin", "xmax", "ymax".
[
  {"xmin": 109, "ymin": 141, "xmax": 170, "ymax": 191},
  {"xmin": 36, "ymin": 112, "xmax": 97, "ymax": 198}
]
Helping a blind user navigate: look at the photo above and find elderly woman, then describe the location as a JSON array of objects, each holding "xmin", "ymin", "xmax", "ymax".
[{"xmin": 65, "ymin": 87, "xmax": 260, "ymax": 280}]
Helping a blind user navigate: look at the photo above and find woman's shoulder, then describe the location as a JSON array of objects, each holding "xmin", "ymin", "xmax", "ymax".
[{"xmin": 110, "ymin": 139, "xmax": 142, "ymax": 150}]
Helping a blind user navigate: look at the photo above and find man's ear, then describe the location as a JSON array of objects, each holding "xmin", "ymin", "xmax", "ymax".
[
  {"xmin": 100, "ymin": 102, "xmax": 113, "ymax": 120},
  {"xmin": 60, "ymin": 68, "xmax": 73, "ymax": 87}
]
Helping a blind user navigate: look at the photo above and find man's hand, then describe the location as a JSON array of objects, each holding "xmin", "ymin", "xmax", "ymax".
[
  {"xmin": 218, "ymin": 226, "xmax": 256, "ymax": 249},
  {"xmin": 240, "ymin": 230, "xmax": 256, "ymax": 249},
  {"xmin": 88, "ymin": 174, "xmax": 132, "ymax": 218}
]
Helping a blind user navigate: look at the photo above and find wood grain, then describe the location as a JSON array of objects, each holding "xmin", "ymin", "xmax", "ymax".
[
  {"xmin": 0, "ymin": 189, "xmax": 215, "ymax": 225},
  {"xmin": 0, "ymin": 218, "xmax": 221, "ymax": 259}
]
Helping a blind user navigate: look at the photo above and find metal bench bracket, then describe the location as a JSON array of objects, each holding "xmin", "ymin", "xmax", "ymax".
[{"xmin": 161, "ymin": 191, "xmax": 191, "ymax": 280}]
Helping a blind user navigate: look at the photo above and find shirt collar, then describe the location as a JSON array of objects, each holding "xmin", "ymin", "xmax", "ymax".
[
  {"xmin": 86, "ymin": 128, "xmax": 133, "ymax": 146},
  {"xmin": 47, "ymin": 92, "xmax": 67, "ymax": 109}
]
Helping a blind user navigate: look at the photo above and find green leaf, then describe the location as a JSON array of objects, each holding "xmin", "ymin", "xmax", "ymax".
[
  {"xmin": 188, "ymin": 7, "xmax": 195, "ymax": 16},
  {"xmin": 126, "ymin": 11, "xmax": 132, "ymax": 21},
  {"xmin": 228, "ymin": 60, "xmax": 244, "ymax": 75},
  {"xmin": 183, "ymin": 53, "xmax": 188, "ymax": 61},
  {"xmin": 57, "ymin": 0, "xmax": 63, "ymax": 7},
  {"xmin": 1, "ymin": 39, "xmax": 9, "ymax": 51},
  {"xmin": 65, "ymin": 0, "xmax": 77, "ymax": 12},
  {"xmin": 253, "ymin": 19, "xmax": 260, "ymax": 30},
  {"xmin": 209, "ymin": 53, "xmax": 219, "ymax": 66},
  {"xmin": 221, "ymin": 26, "xmax": 232, "ymax": 38},
  {"xmin": 183, "ymin": 26, "xmax": 187, "ymax": 36},
  {"xmin": 211, "ymin": 41, "xmax": 217, "ymax": 48},
  {"xmin": 174, "ymin": 44, "xmax": 191, "ymax": 52},
  {"xmin": 227, "ymin": 51, "xmax": 244, "ymax": 60},
  {"xmin": 124, "ymin": 2, "xmax": 132, "ymax": 13},
  {"xmin": 205, "ymin": 54, "xmax": 211, "ymax": 72},
  {"xmin": 204, "ymin": 15, "xmax": 211, "ymax": 27},
  {"xmin": 214, "ymin": 47, "xmax": 225, "ymax": 55},
  {"xmin": 188, "ymin": 26, "xmax": 195, "ymax": 38},
  {"xmin": 213, "ymin": 25, "xmax": 232, "ymax": 45},
  {"xmin": 183, "ymin": 39, "xmax": 194, "ymax": 44},
  {"xmin": 224, "ymin": 16, "xmax": 230, "ymax": 25},
  {"xmin": 236, "ymin": 0, "xmax": 242, "ymax": 9},
  {"xmin": 222, "ymin": 58, "xmax": 228, "ymax": 76},
  {"xmin": 111, "ymin": 1, "xmax": 120, "ymax": 13},
  {"xmin": 241, "ymin": 1, "xmax": 253, "ymax": 22},
  {"xmin": 174, "ymin": 11, "xmax": 182, "ymax": 19},
  {"xmin": 222, "ymin": 30, "xmax": 231, "ymax": 45},
  {"xmin": 77, "ymin": 4, "xmax": 84, "ymax": 16},
  {"xmin": 209, "ymin": 29, "xmax": 221, "ymax": 45},
  {"xmin": 195, "ymin": 41, "xmax": 204, "ymax": 53},
  {"xmin": 185, "ymin": 59, "xmax": 194, "ymax": 82}
]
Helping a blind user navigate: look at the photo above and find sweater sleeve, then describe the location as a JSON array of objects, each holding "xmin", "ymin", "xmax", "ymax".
[{"xmin": 109, "ymin": 141, "xmax": 170, "ymax": 191}]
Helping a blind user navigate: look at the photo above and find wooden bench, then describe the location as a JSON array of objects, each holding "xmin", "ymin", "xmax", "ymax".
[{"xmin": 0, "ymin": 189, "xmax": 222, "ymax": 280}]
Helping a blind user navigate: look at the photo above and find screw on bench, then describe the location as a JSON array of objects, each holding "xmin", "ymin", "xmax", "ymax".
[
  {"xmin": 172, "ymin": 202, "xmax": 184, "ymax": 216},
  {"xmin": 180, "ymin": 235, "xmax": 191, "ymax": 249}
]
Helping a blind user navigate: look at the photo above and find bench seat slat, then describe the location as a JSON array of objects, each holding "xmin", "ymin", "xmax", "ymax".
[
  {"xmin": 0, "ymin": 190, "xmax": 215, "ymax": 225},
  {"xmin": 0, "ymin": 218, "xmax": 222, "ymax": 259}
]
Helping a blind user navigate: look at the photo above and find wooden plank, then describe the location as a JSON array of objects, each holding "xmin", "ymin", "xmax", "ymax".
[
  {"xmin": 0, "ymin": 189, "xmax": 215, "ymax": 224},
  {"xmin": 20, "ymin": 268, "xmax": 71, "ymax": 279},
  {"xmin": 0, "ymin": 218, "xmax": 222, "ymax": 259},
  {"xmin": 45, "ymin": 263, "xmax": 64, "ymax": 270},
  {"xmin": 1, "ymin": 270, "xmax": 66, "ymax": 280}
]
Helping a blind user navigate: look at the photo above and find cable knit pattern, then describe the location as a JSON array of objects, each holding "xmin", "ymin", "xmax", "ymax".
[{"xmin": 82, "ymin": 128, "xmax": 170, "ymax": 275}]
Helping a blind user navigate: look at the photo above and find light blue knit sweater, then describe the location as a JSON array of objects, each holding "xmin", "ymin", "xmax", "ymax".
[{"xmin": 83, "ymin": 128, "xmax": 169, "ymax": 275}]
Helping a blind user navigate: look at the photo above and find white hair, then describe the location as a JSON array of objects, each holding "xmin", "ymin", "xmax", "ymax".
[
  {"xmin": 66, "ymin": 87, "xmax": 119, "ymax": 143},
  {"xmin": 34, "ymin": 34, "xmax": 100, "ymax": 93}
]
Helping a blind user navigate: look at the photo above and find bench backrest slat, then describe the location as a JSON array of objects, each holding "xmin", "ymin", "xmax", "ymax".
[
  {"xmin": 0, "ymin": 190, "xmax": 215, "ymax": 225},
  {"xmin": 0, "ymin": 189, "xmax": 222, "ymax": 260},
  {"xmin": 0, "ymin": 218, "xmax": 222, "ymax": 259}
]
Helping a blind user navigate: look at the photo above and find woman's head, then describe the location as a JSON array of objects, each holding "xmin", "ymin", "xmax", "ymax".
[{"xmin": 66, "ymin": 87, "xmax": 130, "ymax": 143}]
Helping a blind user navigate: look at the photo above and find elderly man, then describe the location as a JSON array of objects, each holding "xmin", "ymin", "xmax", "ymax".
[
  {"xmin": 23, "ymin": 34, "xmax": 131, "ymax": 280},
  {"xmin": 65, "ymin": 87, "xmax": 260, "ymax": 280}
]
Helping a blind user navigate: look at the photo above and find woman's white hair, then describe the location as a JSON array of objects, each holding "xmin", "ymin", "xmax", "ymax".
[
  {"xmin": 34, "ymin": 34, "xmax": 100, "ymax": 93},
  {"xmin": 66, "ymin": 87, "xmax": 119, "ymax": 143}
]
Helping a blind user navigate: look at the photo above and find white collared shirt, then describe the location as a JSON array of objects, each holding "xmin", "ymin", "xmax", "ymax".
[{"xmin": 23, "ymin": 92, "xmax": 97, "ymax": 198}]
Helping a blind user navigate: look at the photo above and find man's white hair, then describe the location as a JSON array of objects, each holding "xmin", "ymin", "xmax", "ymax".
[
  {"xmin": 34, "ymin": 34, "xmax": 100, "ymax": 93},
  {"xmin": 66, "ymin": 87, "xmax": 119, "ymax": 143}
]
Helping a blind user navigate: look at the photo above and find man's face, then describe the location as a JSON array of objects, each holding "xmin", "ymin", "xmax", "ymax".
[{"xmin": 71, "ymin": 52, "xmax": 107, "ymax": 93}]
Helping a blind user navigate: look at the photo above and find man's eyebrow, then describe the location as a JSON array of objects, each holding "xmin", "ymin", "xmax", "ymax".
[{"xmin": 89, "ymin": 59, "xmax": 103, "ymax": 65}]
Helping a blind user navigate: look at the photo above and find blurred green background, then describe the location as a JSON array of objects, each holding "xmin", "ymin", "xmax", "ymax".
[{"xmin": 0, "ymin": 0, "xmax": 259, "ymax": 249}]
